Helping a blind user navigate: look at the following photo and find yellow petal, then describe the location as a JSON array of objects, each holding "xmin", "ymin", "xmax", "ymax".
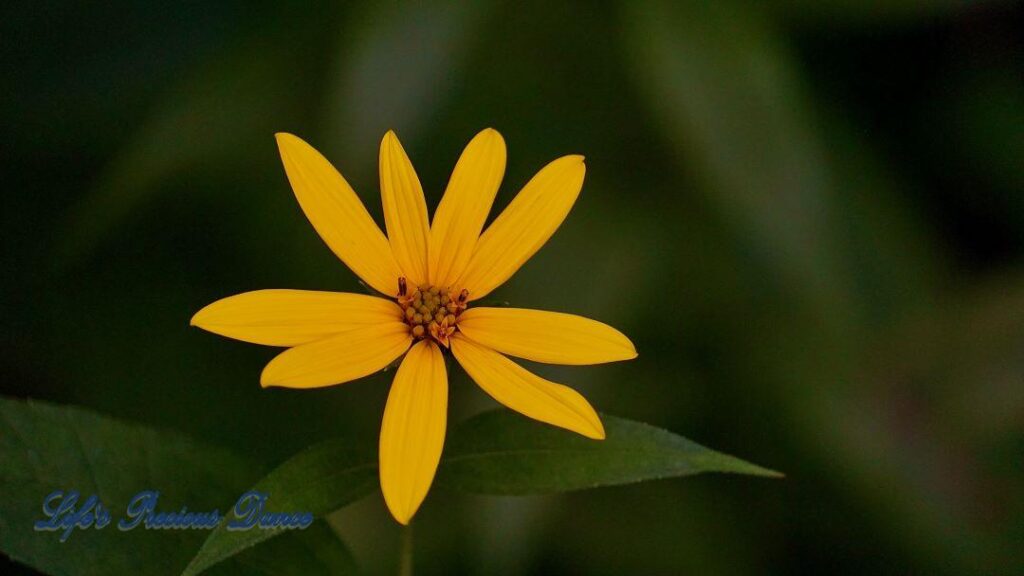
[
  {"xmin": 260, "ymin": 322, "xmax": 411, "ymax": 389},
  {"xmin": 457, "ymin": 155, "xmax": 585, "ymax": 300},
  {"xmin": 379, "ymin": 341, "xmax": 447, "ymax": 525},
  {"xmin": 276, "ymin": 133, "xmax": 402, "ymax": 296},
  {"xmin": 450, "ymin": 334, "xmax": 604, "ymax": 439},
  {"xmin": 380, "ymin": 131, "xmax": 430, "ymax": 286},
  {"xmin": 457, "ymin": 307, "xmax": 637, "ymax": 365},
  {"xmin": 191, "ymin": 290, "xmax": 403, "ymax": 347},
  {"xmin": 428, "ymin": 128, "xmax": 506, "ymax": 288}
]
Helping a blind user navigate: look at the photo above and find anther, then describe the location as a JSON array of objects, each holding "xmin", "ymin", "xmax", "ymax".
[{"xmin": 398, "ymin": 283, "xmax": 467, "ymax": 344}]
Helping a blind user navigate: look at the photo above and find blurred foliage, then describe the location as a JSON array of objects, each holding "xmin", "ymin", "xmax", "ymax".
[{"xmin": 2, "ymin": 0, "xmax": 1023, "ymax": 574}]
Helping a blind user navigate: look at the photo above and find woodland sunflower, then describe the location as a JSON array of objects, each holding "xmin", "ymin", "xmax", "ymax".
[{"xmin": 191, "ymin": 128, "xmax": 637, "ymax": 523}]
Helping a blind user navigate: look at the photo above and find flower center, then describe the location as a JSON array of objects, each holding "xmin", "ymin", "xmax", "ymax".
[{"xmin": 396, "ymin": 277, "xmax": 467, "ymax": 348}]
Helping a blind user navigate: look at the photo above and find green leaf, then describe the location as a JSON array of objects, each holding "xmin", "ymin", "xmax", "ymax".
[
  {"xmin": 437, "ymin": 410, "xmax": 781, "ymax": 495},
  {"xmin": 208, "ymin": 523, "xmax": 357, "ymax": 576},
  {"xmin": 0, "ymin": 397, "xmax": 357, "ymax": 576},
  {"xmin": 182, "ymin": 440, "xmax": 376, "ymax": 576},
  {"xmin": 179, "ymin": 409, "xmax": 776, "ymax": 571}
]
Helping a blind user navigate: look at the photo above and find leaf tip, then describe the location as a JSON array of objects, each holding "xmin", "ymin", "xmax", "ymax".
[{"xmin": 735, "ymin": 461, "xmax": 784, "ymax": 479}]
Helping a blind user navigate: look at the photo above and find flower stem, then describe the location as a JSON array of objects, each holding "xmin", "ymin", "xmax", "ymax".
[{"xmin": 399, "ymin": 524, "xmax": 413, "ymax": 576}]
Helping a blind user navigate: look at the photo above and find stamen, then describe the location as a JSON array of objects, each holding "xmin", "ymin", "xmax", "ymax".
[{"xmin": 396, "ymin": 284, "xmax": 469, "ymax": 347}]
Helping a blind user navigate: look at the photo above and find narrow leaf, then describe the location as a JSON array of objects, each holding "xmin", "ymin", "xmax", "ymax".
[
  {"xmin": 437, "ymin": 410, "xmax": 781, "ymax": 494},
  {"xmin": 182, "ymin": 440, "xmax": 376, "ymax": 576},
  {"xmin": 182, "ymin": 409, "xmax": 777, "ymax": 572},
  {"xmin": 212, "ymin": 523, "xmax": 358, "ymax": 576}
]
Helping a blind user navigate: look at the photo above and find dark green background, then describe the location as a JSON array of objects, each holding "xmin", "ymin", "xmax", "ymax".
[{"xmin": 3, "ymin": 0, "xmax": 1022, "ymax": 574}]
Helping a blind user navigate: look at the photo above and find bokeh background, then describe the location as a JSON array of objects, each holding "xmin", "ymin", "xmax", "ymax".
[{"xmin": 3, "ymin": 0, "xmax": 1023, "ymax": 574}]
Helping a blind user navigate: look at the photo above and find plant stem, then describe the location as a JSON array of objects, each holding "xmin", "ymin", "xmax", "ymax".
[{"xmin": 399, "ymin": 524, "xmax": 413, "ymax": 576}]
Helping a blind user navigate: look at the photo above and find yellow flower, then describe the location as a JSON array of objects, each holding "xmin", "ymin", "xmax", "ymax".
[{"xmin": 191, "ymin": 128, "xmax": 637, "ymax": 524}]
